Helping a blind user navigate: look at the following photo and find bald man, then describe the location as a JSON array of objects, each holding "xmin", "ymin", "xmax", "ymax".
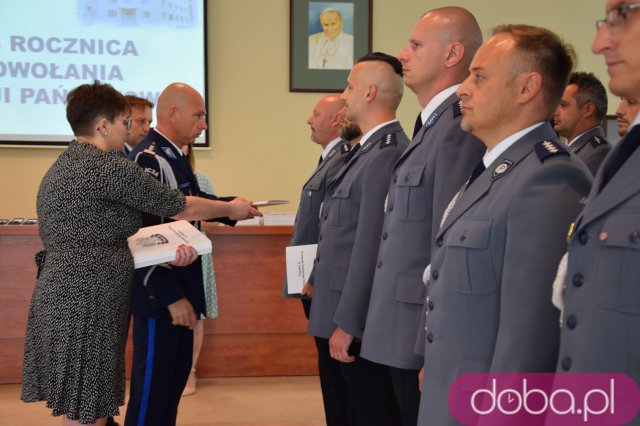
[
  {"xmin": 283, "ymin": 95, "xmax": 355, "ymax": 425},
  {"xmin": 360, "ymin": 9, "xmax": 484, "ymax": 425},
  {"xmin": 126, "ymin": 83, "xmax": 254, "ymax": 426},
  {"xmin": 305, "ymin": 52, "xmax": 409, "ymax": 425}
]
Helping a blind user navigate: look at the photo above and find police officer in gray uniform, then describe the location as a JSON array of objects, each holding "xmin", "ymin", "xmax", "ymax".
[
  {"xmin": 360, "ymin": 9, "xmax": 484, "ymax": 425},
  {"xmin": 557, "ymin": 3, "xmax": 640, "ymax": 424},
  {"xmin": 417, "ymin": 26, "xmax": 592, "ymax": 425},
  {"xmin": 553, "ymin": 71, "xmax": 611, "ymax": 175},
  {"xmin": 283, "ymin": 95, "xmax": 353, "ymax": 426},
  {"xmin": 305, "ymin": 52, "xmax": 409, "ymax": 425}
]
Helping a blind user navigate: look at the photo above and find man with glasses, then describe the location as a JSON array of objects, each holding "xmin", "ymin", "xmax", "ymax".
[
  {"xmin": 556, "ymin": 1, "xmax": 640, "ymax": 418},
  {"xmin": 124, "ymin": 95, "xmax": 154, "ymax": 155}
]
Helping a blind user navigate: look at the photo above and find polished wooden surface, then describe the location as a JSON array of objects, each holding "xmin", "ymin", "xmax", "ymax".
[{"xmin": 0, "ymin": 225, "xmax": 317, "ymax": 384}]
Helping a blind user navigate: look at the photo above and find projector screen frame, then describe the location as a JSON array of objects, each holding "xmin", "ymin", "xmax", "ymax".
[{"xmin": 0, "ymin": 0, "xmax": 210, "ymax": 149}]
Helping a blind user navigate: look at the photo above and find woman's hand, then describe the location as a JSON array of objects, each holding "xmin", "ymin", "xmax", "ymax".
[
  {"xmin": 228, "ymin": 198, "xmax": 262, "ymax": 221},
  {"xmin": 169, "ymin": 244, "xmax": 198, "ymax": 267}
]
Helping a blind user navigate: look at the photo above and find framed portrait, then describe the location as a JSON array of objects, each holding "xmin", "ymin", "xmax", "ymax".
[{"xmin": 290, "ymin": 0, "xmax": 372, "ymax": 93}]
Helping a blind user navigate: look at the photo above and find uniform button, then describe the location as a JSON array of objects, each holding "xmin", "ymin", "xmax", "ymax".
[
  {"xmin": 337, "ymin": 189, "xmax": 342, "ymax": 194},
  {"xmin": 561, "ymin": 356, "xmax": 572, "ymax": 371},
  {"xmin": 566, "ymin": 314, "xmax": 577, "ymax": 329},
  {"xmin": 393, "ymin": 175, "xmax": 397, "ymax": 183},
  {"xmin": 427, "ymin": 333, "xmax": 434, "ymax": 343},
  {"xmin": 404, "ymin": 175, "xmax": 410, "ymax": 182},
  {"xmin": 599, "ymin": 232, "xmax": 608, "ymax": 241},
  {"xmin": 360, "ymin": 323, "xmax": 365, "ymax": 330},
  {"xmin": 432, "ymin": 270, "xmax": 439, "ymax": 280},
  {"xmin": 437, "ymin": 237, "xmax": 443, "ymax": 247},
  {"xmin": 459, "ymin": 235, "xmax": 466, "ymax": 242},
  {"xmin": 149, "ymin": 295, "xmax": 156, "ymax": 300},
  {"xmin": 316, "ymin": 257, "xmax": 320, "ymax": 262},
  {"xmin": 319, "ymin": 235, "xmax": 323, "ymax": 241},
  {"xmin": 572, "ymin": 273, "xmax": 584, "ymax": 288},
  {"xmin": 377, "ymin": 261, "xmax": 383, "ymax": 268},
  {"xmin": 388, "ymin": 203, "xmax": 394, "ymax": 212},
  {"xmin": 630, "ymin": 231, "xmax": 640, "ymax": 243},
  {"xmin": 578, "ymin": 231, "xmax": 588, "ymax": 245},
  {"xmin": 428, "ymin": 300, "xmax": 434, "ymax": 311},
  {"xmin": 324, "ymin": 213, "xmax": 328, "ymax": 219},
  {"xmin": 382, "ymin": 232, "xmax": 388, "ymax": 240}
]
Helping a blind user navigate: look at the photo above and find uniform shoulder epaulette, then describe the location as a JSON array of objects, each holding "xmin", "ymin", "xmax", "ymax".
[
  {"xmin": 453, "ymin": 99, "xmax": 463, "ymax": 118},
  {"xmin": 534, "ymin": 140, "xmax": 570, "ymax": 162},
  {"xmin": 590, "ymin": 135, "xmax": 605, "ymax": 147},
  {"xmin": 340, "ymin": 143, "xmax": 351, "ymax": 154},
  {"xmin": 379, "ymin": 133, "xmax": 397, "ymax": 149}
]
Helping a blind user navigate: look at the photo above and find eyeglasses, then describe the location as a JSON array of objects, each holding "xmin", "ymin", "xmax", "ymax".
[
  {"xmin": 596, "ymin": 2, "xmax": 640, "ymax": 29},
  {"xmin": 123, "ymin": 119, "xmax": 132, "ymax": 130}
]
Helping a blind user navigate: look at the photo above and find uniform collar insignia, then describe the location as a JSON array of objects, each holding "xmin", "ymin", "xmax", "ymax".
[
  {"xmin": 379, "ymin": 133, "xmax": 397, "ymax": 149},
  {"xmin": 493, "ymin": 159, "xmax": 513, "ymax": 178},
  {"xmin": 534, "ymin": 140, "xmax": 569, "ymax": 162},
  {"xmin": 161, "ymin": 146, "xmax": 177, "ymax": 159}
]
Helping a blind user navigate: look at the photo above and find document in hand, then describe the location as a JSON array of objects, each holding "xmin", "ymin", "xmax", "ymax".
[
  {"xmin": 285, "ymin": 244, "xmax": 318, "ymax": 294},
  {"xmin": 128, "ymin": 220, "xmax": 212, "ymax": 269}
]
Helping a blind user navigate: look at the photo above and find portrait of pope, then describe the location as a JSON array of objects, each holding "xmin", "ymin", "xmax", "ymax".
[{"xmin": 308, "ymin": 4, "xmax": 354, "ymax": 70}]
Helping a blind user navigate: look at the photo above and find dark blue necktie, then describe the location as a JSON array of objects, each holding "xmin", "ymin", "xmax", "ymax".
[
  {"xmin": 412, "ymin": 113, "xmax": 423, "ymax": 139},
  {"xmin": 465, "ymin": 161, "xmax": 486, "ymax": 190}
]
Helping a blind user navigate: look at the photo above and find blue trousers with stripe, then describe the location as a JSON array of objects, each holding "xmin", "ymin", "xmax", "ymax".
[{"xmin": 125, "ymin": 316, "xmax": 194, "ymax": 426}]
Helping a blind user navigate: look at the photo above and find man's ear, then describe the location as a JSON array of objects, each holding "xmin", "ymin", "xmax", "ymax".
[
  {"xmin": 582, "ymin": 101, "xmax": 596, "ymax": 120},
  {"xmin": 517, "ymin": 72, "xmax": 542, "ymax": 104},
  {"xmin": 444, "ymin": 42, "xmax": 465, "ymax": 69},
  {"xmin": 364, "ymin": 84, "xmax": 377, "ymax": 104}
]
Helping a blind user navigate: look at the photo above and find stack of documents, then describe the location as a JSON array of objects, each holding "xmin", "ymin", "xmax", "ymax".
[
  {"xmin": 128, "ymin": 220, "xmax": 212, "ymax": 269},
  {"xmin": 263, "ymin": 213, "xmax": 296, "ymax": 226}
]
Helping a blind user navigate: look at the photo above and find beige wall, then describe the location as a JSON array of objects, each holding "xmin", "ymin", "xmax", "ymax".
[{"xmin": 0, "ymin": 0, "xmax": 606, "ymax": 218}]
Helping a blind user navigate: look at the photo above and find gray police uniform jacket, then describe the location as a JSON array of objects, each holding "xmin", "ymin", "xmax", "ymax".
[
  {"xmin": 283, "ymin": 140, "xmax": 351, "ymax": 297},
  {"xmin": 557, "ymin": 125, "xmax": 640, "ymax": 398},
  {"xmin": 361, "ymin": 93, "xmax": 484, "ymax": 371},
  {"xmin": 417, "ymin": 123, "xmax": 592, "ymax": 426},
  {"xmin": 569, "ymin": 126, "xmax": 611, "ymax": 176},
  {"xmin": 307, "ymin": 121, "xmax": 409, "ymax": 339}
]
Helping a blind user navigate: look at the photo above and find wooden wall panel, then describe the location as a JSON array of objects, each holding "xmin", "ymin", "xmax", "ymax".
[{"xmin": 0, "ymin": 225, "xmax": 318, "ymax": 384}]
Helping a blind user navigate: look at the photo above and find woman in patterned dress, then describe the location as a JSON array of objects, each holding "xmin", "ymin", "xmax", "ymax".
[{"xmin": 21, "ymin": 81, "xmax": 259, "ymax": 426}]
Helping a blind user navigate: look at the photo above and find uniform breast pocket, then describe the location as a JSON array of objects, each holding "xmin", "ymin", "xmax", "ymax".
[
  {"xmin": 444, "ymin": 218, "xmax": 494, "ymax": 294},
  {"xmin": 395, "ymin": 164, "xmax": 427, "ymax": 221},
  {"xmin": 302, "ymin": 179, "xmax": 323, "ymax": 213},
  {"xmin": 328, "ymin": 181, "xmax": 354, "ymax": 226},
  {"xmin": 594, "ymin": 210, "xmax": 640, "ymax": 314}
]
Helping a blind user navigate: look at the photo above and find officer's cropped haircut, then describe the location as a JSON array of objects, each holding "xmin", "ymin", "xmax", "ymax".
[
  {"xmin": 568, "ymin": 72, "xmax": 608, "ymax": 122},
  {"xmin": 357, "ymin": 52, "xmax": 403, "ymax": 77},
  {"xmin": 493, "ymin": 24, "xmax": 576, "ymax": 117}
]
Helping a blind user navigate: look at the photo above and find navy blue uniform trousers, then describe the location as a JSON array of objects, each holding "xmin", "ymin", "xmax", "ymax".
[{"xmin": 125, "ymin": 316, "xmax": 193, "ymax": 426}]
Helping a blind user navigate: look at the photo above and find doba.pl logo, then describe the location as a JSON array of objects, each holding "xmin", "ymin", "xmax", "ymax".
[{"xmin": 449, "ymin": 373, "xmax": 640, "ymax": 425}]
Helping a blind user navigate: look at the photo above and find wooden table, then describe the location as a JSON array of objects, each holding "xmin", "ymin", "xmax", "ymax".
[{"xmin": 0, "ymin": 224, "xmax": 317, "ymax": 384}]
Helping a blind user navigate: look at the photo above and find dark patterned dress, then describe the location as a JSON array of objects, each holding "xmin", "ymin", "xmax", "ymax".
[{"xmin": 21, "ymin": 140, "xmax": 186, "ymax": 424}]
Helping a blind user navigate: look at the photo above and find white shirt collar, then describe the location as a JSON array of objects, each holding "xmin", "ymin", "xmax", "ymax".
[
  {"xmin": 124, "ymin": 143, "xmax": 133, "ymax": 152},
  {"xmin": 420, "ymin": 85, "xmax": 460, "ymax": 125},
  {"xmin": 322, "ymin": 137, "xmax": 342, "ymax": 159},
  {"xmin": 356, "ymin": 119, "xmax": 398, "ymax": 148},
  {"xmin": 483, "ymin": 122, "xmax": 545, "ymax": 167},
  {"xmin": 154, "ymin": 128, "xmax": 184, "ymax": 156}
]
